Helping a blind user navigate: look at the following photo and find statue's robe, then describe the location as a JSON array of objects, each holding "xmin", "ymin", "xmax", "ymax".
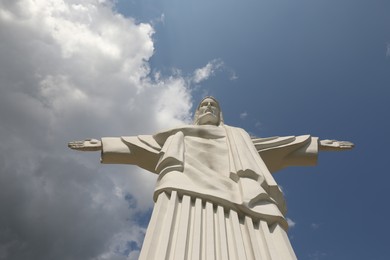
[{"xmin": 101, "ymin": 124, "xmax": 318, "ymax": 260}]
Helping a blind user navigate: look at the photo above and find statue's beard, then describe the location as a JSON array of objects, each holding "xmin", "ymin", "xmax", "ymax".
[
  {"xmin": 197, "ymin": 112, "xmax": 219, "ymax": 125},
  {"xmin": 204, "ymin": 107, "xmax": 215, "ymax": 114},
  {"xmin": 202, "ymin": 113, "xmax": 215, "ymax": 118}
]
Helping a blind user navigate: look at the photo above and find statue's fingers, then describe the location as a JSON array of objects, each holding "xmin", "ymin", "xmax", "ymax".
[
  {"xmin": 68, "ymin": 142, "xmax": 85, "ymax": 149},
  {"xmin": 322, "ymin": 139, "xmax": 335, "ymax": 144},
  {"xmin": 69, "ymin": 140, "xmax": 83, "ymax": 144},
  {"xmin": 340, "ymin": 141, "xmax": 354, "ymax": 148},
  {"xmin": 68, "ymin": 141, "xmax": 82, "ymax": 147}
]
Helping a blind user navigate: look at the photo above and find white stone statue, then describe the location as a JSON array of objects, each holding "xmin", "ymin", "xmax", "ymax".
[{"xmin": 69, "ymin": 96, "xmax": 353, "ymax": 260}]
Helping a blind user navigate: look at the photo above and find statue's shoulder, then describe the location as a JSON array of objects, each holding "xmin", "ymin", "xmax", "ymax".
[
  {"xmin": 222, "ymin": 124, "xmax": 249, "ymax": 135},
  {"xmin": 222, "ymin": 124, "xmax": 244, "ymax": 131},
  {"xmin": 152, "ymin": 125, "xmax": 197, "ymax": 144}
]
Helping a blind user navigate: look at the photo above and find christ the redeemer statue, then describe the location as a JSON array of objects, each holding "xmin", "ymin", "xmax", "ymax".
[{"xmin": 69, "ymin": 96, "xmax": 353, "ymax": 260}]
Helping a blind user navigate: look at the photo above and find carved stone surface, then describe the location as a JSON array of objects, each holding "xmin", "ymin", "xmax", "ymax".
[{"xmin": 69, "ymin": 96, "xmax": 353, "ymax": 260}]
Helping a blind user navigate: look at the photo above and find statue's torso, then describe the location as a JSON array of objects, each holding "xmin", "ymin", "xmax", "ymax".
[{"xmin": 153, "ymin": 125, "xmax": 287, "ymax": 229}]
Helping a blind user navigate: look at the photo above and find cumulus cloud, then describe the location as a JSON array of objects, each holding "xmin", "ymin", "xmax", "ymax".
[
  {"xmin": 308, "ymin": 251, "xmax": 327, "ymax": 260},
  {"xmin": 192, "ymin": 59, "xmax": 224, "ymax": 84},
  {"xmin": 191, "ymin": 58, "xmax": 237, "ymax": 86},
  {"xmin": 150, "ymin": 13, "xmax": 165, "ymax": 27},
  {"xmin": 229, "ymin": 71, "xmax": 238, "ymax": 80},
  {"xmin": 278, "ymin": 185, "xmax": 284, "ymax": 194},
  {"xmin": 311, "ymin": 223, "xmax": 321, "ymax": 230},
  {"xmin": 0, "ymin": 1, "xmax": 194, "ymax": 259},
  {"xmin": 240, "ymin": 111, "xmax": 248, "ymax": 119},
  {"xmin": 287, "ymin": 218, "xmax": 296, "ymax": 228}
]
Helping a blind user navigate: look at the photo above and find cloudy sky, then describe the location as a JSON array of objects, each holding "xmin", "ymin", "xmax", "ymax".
[{"xmin": 1, "ymin": 0, "xmax": 389, "ymax": 259}]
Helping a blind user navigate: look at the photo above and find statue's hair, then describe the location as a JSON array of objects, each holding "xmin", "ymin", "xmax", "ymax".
[{"xmin": 193, "ymin": 96, "xmax": 224, "ymax": 125}]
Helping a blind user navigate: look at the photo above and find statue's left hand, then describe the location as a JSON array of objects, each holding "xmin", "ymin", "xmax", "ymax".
[
  {"xmin": 68, "ymin": 139, "xmax": 102, "ymax": 151},
  {"xmin": 319, "ymin": 139, "xmax": 354, "ymax": 151}
]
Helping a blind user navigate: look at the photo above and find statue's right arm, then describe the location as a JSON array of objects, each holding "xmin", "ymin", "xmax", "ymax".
[
  {"xmin": 68, "ymin": 137, "xmax": 135, "ymax": 164},
  {"xmin": 68, "ymin": 139, "xmax": 102, "ymax": 151},
  {"xmin": 68, "ymin": 137, "xmax": 136, "ymax": 164},
  {"xmin": 68, "ymin": 136, "xmax": 160, "ymax": 172}
]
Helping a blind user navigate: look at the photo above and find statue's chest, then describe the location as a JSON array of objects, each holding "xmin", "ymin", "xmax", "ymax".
[{"xmin": 183, "ymin": 135, "xmax": 229, "ymax": 175}]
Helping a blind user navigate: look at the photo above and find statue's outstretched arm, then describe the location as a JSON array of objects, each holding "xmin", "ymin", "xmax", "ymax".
[
  {"xmin": 319, "ymin": 139, "xmax": 354, "ymax": 151},
  {"xmin": 68, "ymin": 139, "xmax": 102, "ymax": 151}
]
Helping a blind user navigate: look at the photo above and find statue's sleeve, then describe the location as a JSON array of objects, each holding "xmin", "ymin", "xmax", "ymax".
[
  {"xmin": 252, "ymin": 135, "xmax": 319, "ymax": 173},
  {"xmin": 101, "ymin": 135, "xmax": 161, "ymax": 173}
]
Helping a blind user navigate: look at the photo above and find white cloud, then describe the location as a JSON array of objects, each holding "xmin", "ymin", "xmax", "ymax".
[
  {"xmin": 311, "ymin": 223, "xmax": 321, "ymax": 230},
  {"xmin": 229, "ymin": 71, "xmax": 238, "ymax": 80},
  {"xmin": 0, "ymin": 1, "xmax": 194, "ymax": 259},
  {"xmin": 278, "ymin": 185, "xmax": 284, "ymax": 194},
  {"xmin": 287, "ymin": 218, "xmax": 296, "ymax": 228},
  {"xmin": 150, "ymin": 13, "xmax": 165, "ymax": 27},
  {"xmin": 191, "ymin": 58, "xmax": 237, "ymax": 84},
  {"xmin": 240, "ymin": 111, "xmax": 248, "ymax": 119},
  {"xmin": 308, "ymin": 250, "xmax": 327, "ymax": 260},
  {"xmin": 192, "ymin": 59, "xmax": 224, "ymax": 84}
]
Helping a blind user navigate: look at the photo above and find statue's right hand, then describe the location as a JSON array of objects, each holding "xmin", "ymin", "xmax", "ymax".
[{"xmin": 68, "ymin": 139, "xmax": 102, "ymax": 151}]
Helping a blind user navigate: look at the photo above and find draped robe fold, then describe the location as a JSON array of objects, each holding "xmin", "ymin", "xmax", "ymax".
[{"xmin": 101, "ymin": 124, "xmax": 318, "ymax": 260}]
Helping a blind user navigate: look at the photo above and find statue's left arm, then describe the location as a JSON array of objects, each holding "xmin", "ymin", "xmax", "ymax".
[
  {"xmin": 252, "ymin": 135, "xmax": 354, "ymax": 173},
  {"xmin": 318, "ymin": 139, "xmax": 354, "ymax": 151}
]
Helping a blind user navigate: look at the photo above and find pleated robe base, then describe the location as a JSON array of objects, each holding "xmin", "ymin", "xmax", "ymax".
[{"xmin": 139, "ymin": 191, "xmax": 297, "ymax": 260}]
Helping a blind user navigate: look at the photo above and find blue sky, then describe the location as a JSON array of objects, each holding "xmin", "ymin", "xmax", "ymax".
[
  {"xmin": 118, "ymin": 1, "xmax": 390, "ymax": 258},
  {"xmin": 0, "ymin": 0, "xmax": 389, "ymax": 259}
]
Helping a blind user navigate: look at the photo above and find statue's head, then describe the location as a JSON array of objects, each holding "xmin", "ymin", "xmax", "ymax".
[{"xmin": 194, "ymin": 96, "xmax": 224, "ymax": 126}]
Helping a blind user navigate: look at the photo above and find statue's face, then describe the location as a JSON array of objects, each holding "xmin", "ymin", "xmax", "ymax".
[{"xmin": 197, "ymin": 98, "xmax": 220, "ymax": 126}]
